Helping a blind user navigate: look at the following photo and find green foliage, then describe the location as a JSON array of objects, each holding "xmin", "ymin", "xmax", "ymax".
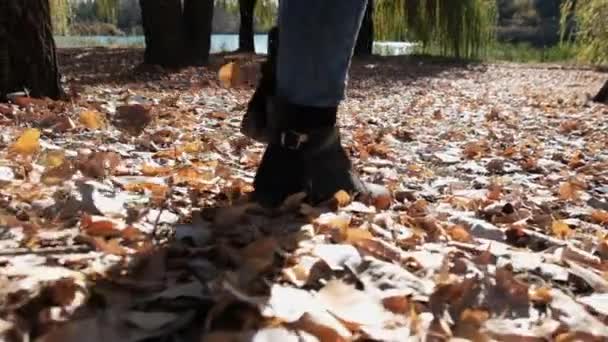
[
  {"xmin": 484, "ymin": 42, "xmax": 577, "ymax": 63},
  {"xmin": 215, "ymin": 0, "xmax": 277, "ymax": 31},
  {"xmin": 50, "ymin": 0, "xmax": 71, "ymax": 35},
  {"xmin": 561, "ymin": 0, "xmax": 608, "ymax": 65},
  {"xmin": 255, "ymin": 0, "xmax": 278, "ymax": 30},
  {"xmin": 375, "ymin": 0, "xmax": 496, "ymax": 58}
]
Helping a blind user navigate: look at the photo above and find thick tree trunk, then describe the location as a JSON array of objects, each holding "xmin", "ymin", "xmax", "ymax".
[
  {"xmin": 354, "ymin": 0, "xmax": 374, "ymax": 56},
  {"xmin": 593, "ymin": 79, "xmax": 608, "ymax": 104},
  {"xmin": 139, "ymin": 0, "xmax": 185, "ymax": 68},
  {"xmin": 238, "ymin": 0, "xmax": 257, "ymax": 52},
  {"xmin": 183, "ymin": 0, "xmax": 214, "ymax": 66},
  {"xmin": 0, "ymin": 0, "xmax": 62, "ymax": 100}
]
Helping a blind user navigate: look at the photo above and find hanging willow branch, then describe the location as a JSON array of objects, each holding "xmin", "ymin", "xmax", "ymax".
[
  {"xmin": 96, "ymin": 0, "xmax": 119, "ymax": 25},
  {"xmin": 50, "ymin": 0, "xmax": 71, "ymax": 35},
  {"xmin": 376, "ymin": 0, "xmax": 496, "ymax": 58},
  {"xmin": 560, "ymin": 0, "xmax": 608, "ymax": 65},
  {"xmin": 218, "ymin": 0, "xmax": 495, "ymax": 58}
]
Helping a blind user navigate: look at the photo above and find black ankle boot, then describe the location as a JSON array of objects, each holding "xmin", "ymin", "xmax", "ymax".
[
  {"xmin": 252, "ymin": 99, "xmax": 388, "ymax": 208},
  {"xmin": 241, "ymin": 27, "xmax": 279, "ymax": 142}
]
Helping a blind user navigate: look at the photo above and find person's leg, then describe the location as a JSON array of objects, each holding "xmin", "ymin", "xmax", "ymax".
[
  {"xmin": 276, "ymin": 0, "xmax": 368, "ymax": 107},
  {"xmin": 252, "ymin": 0, "xmax": 388, "ymax": 207},
  {"xmin": 241, "ymin": 26, "xmax": 278, "ymax": 142}
]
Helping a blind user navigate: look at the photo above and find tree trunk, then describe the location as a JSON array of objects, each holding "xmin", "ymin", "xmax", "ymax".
[
  {"xmin": 0, "ymin": 0, "xmax": 62, "ymax": 100},
  {"xmin": 139, "ymin": 0, "xmax": 185, "ymax": 68},
  {"xmin": 354, "ymin": 0, "xmax": 374, "ymax": 56},
  {"xmin": 238, "ymin": 0, "xmax": 257, "ymax": 52},
  {"xmin": 183, "ymin": 0, "xmax": 214, "ymax": 66},
  {"xmin": 593, "ymin": 79, "xmax": 608, "ymax": 104}
]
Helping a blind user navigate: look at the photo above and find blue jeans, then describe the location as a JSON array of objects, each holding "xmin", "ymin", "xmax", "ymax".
[{"xmin": 276, "ymin": 0, "xmax": 368, "ymax": 108}]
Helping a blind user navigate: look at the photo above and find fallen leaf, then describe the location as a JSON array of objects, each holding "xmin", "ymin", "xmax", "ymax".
[
  {"xmin": 114, "ymin": 104, "xmax": 152, "ymax": 136},
  {"xmin": 551, "ymin": 220, "xmax": 573, "ymax": 239},
  {"xmin": 333, "ymin": 190, "xmax": 352, "ymax": 208},
  {"xmin": 10, "ymin": 128, "xmax": 40, "ymax": 155},
  {"xmin": 316, "ymin": 279, "xmax": 390, "ymax": 328},
  {"xmin": 218, "ymin": 62, "xmax": 240, "ymax": 88},
  {"xmin": 591, "ymin": 210, "xmax": 608, "ymax": 224},
  {"xmin": 79, "ymin": 110, "xmax": 105, "ymax": 129}
]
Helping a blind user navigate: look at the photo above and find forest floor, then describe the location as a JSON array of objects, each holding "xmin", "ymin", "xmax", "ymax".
[{"xmin": 1, "ymin": 48, "xmax": 608, "ymax": 341}]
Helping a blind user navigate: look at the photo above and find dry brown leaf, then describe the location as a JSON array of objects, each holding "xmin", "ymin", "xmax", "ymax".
[
  {"xmin": 591, "ymin": 210, "xmax": 608, "ymax": 224},
  {"xmin": 529, "ymin": 286, "xmax": 553, "ymax": 305},
  {"xmin": 121, "ymin": 226, "xmax": 146, "ymax": 242},
  {"xmin": 123, "ymin": 182, "xmax": 169, "ymax": 200},
  {"xmin": 382, "ymin": 296, "xmax": 410, "ymax": 314},
  {"xmin": 114, "ymin": 104, "xmax": 152, "ymax": 136},
  {"xmin": 46, "ymin": 278, "xmax": 79, "ymax": 307},
  {"xmin": 447, "ymin": 225, "xmax": 473, "ymax": 243},
  {"xmin": 316, "ymin": 280, "xmax": 389, "ymax": 329},
  {"xmin": 41, "ymin": 161, "xmax": 76, "ymax": 185},
  {"xmin": 140, "ymin": 164, "xmax": 172, "ymax": 176},
  {"xmin": 559, "ymin": 119, "xmax": 580, "ymax": 134},
  {"xmin": 551, "ymin": 220, "xmax": 573, "ymax": 239},
  {"xmin": 344, "ymin": 228, "xmax": 374, "ymax": 244},
  {"xmin": 77, "ymin": 151, "xmax": 121, "ymax": 178},
  {"xmin": 79, "ymin": 110, "xmax": 105, "ymax": 129},
  {"xmin": 10, "ymin": 128, "xmax": 40, "ymax": 155},
  {"xmin": 290, "ymin": 312, "xmax": 350, "ymax": 341},
  {"xmin": 218, "ymin": 62, "xmax": 240, "ymax": 88},
  {"xmin": 333, "ymin": 190, "xmax": 352, "ymax": 208},
  {"xmin": 81, "ymin": 216, "xmax": 122, "ymax": 238},
  {"xmin": 354, "ymin": 238, "xmax": 404, "ymax": 263},
  {"xmin": 173, "ymin": 166, "xmax": 213, "ymax": 185}
]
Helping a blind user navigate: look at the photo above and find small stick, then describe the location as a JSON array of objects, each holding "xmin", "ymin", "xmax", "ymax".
[{"xmin": 0, "ymin": 245, "xmax": 92, "ymax": 256}]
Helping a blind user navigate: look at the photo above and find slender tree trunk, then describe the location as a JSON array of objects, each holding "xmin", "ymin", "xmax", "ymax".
[
  {"xmin": 354, "ymin": 0, "xmax": 374, "ymax": 56},
  {"xmin": 594, "ymin": 80, "xmax": 608, "ymax": 103},
  {"xmin": 183, "ymin": 0, "xmax": 214, "ymax": 66},
  {"xmin": 0, "ymin": 0, "xmax": 62, "ymax": 100},
  {"xmin": 238, "ymin": 0, "xmax": 257, "ymax": 52},
  {"xmin": 139, "ymin": 0, "xmax": 185, "ymax": 68}
]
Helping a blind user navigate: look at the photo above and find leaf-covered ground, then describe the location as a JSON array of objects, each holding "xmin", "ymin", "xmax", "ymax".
[{"xmin": 1, "ymin": 48, "xmax": 608, "ymax": 341}]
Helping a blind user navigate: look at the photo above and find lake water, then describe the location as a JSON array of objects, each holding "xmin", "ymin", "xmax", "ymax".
[{"xmin": 54, "ymin": 34, "xmax": 417, "ymax": 56}]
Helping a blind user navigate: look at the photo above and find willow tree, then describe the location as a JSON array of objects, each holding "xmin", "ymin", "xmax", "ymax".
[
  {"xmin": 50, "ymin": 0, "xmax": 70, "ymax": 35},
  {"xmin": 375, "ymin": 0, "xmax": 496, "ymax": 58},
  {"xmin": 96, "ymin": 0, "xmax": 119, "ymax": 25},
  {"xmin": 561, "ymin": 0, "xmax": 608, "ymax": 103},
  {"xmin": 1, "ymin": 0, "xmax": 62, "ymax": 100}
]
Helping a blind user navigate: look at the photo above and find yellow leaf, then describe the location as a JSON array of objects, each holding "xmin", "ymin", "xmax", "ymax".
[
  {"xmin": 218, "ymin": 62, "xmax": 240, "ymax": 88},
  {"xmin": 529, "ymin": 286, "xmax": 553, "ymax": 305},
  {"xmin": 181, "ymin": 141, "xmax": 201, "ymax": 154},
  {"xmin": 552, "ymin": 220, "xmax": 573, "ymax": 239},
  {"xmin": 39, "ymin": 149, "xmax": 66, "ymax": 168},
  {"xmin": 333, "ymin": 190, "xmax": 351, "ymax": 208},
  {"xmin": 10, "ymin": 128, "xmax": 40, "ymax": 155},
  {"xmin": 344, "ymin": 228, "xmax": 373, "ymax": 244},
  {"xmin": 79, "ymin": 110, "xmax": 105, "ymax": 129}
]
